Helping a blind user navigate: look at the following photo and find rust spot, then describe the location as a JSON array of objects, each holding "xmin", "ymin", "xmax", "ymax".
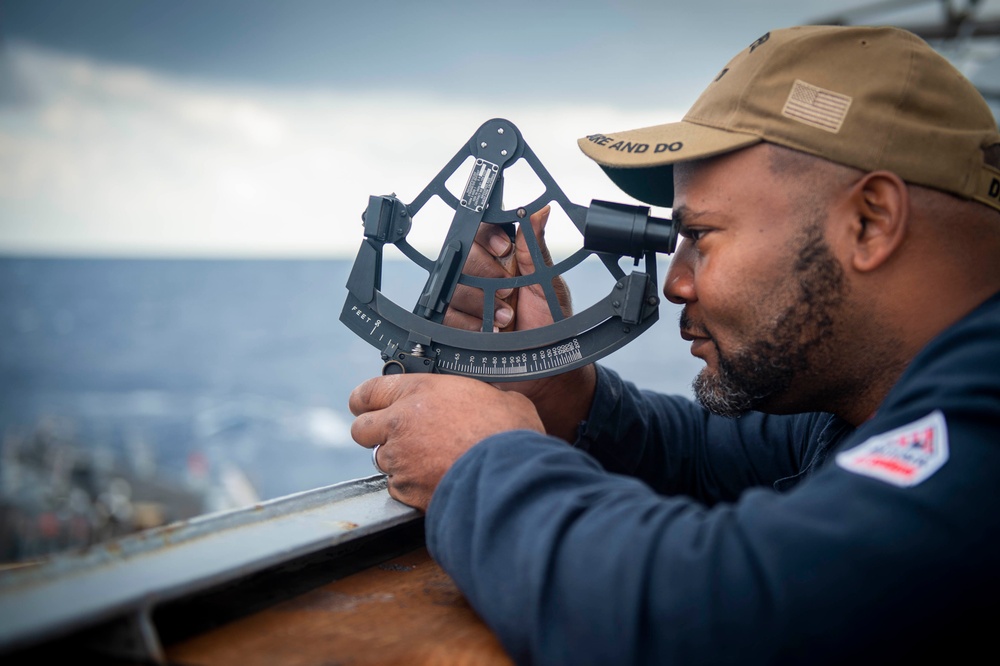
[{"xmin": 159, "ymin": 521, "xmax": 185, "ymax": 535}]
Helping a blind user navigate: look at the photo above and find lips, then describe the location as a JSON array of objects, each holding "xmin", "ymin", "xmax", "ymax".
[
  {"xmin": 679, "ymin": 324, "xmax": 712, "ymax": 343},
  {"xmin": 688, "ymin": 337, "xmax": 713, "ymax": 356},
  {"xmin": 679, "ymin": 309, "xmax": 714, "ymax": 358},
  {"xmin": 678, "ymin": 309, "xmax": 709, "ymax": 340}
]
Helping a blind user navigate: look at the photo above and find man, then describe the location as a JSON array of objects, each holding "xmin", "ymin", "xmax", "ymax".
[{"xmin": 350, "ymin": 25, "xmax": 1000, "ymax": 664}]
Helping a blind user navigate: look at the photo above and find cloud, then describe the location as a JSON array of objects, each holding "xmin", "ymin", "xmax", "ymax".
[{"xmin": 0, "ymin": 42, "xmax": 682, "ymax": 257}]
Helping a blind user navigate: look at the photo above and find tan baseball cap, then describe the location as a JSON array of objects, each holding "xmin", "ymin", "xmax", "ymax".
[{"xmin": 578, "ymin": 25, "xmax": 1000, "ymax": 213}]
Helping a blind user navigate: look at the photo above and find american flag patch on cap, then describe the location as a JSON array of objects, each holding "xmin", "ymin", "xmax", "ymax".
[
  {"xmin": 836, "ymin": 411, "xmax": 949, "ymax": 487},
  {"xmin": 782, "ymin": 79, "xmax": 852, "ymax": 133}
]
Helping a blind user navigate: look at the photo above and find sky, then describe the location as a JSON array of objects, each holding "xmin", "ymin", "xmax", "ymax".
[{"xmin": 1, "ymin": 0, "xmax": 998, "ymax": 257}]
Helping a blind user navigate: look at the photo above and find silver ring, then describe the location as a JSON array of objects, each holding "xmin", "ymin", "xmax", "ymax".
[{"xmin": 372, "ymin": 444, "xmax": 388, "ymax": 475}]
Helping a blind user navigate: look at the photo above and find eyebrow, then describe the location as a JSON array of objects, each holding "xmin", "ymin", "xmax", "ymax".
[
  {"xmin": 670, "ymin": 205, "xmax": 707, "ymax": 229},
  {"xmin": 671, "ymin": 206, "xmax": 731, "ymax": 241}
]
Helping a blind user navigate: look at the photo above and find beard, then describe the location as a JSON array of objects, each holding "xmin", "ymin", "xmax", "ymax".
[{"xmin": 687, "ymin": 220, "xmax": 847, "ymax": 418}]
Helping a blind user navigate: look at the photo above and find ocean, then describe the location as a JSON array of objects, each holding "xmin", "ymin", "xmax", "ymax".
[{"xmin": 0, "ymin": 257, "xmax": 702, "ymax": 554}]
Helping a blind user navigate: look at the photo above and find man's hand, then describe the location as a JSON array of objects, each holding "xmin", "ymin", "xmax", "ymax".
[
  {"xmin": 347, "ymin": 205, "xmax": 595, "ymax": 512},
  {"xmin": 443, "ymin": 206, "xmax": 571, "ymax": 332},
  {"xmin": 350, "ymin": 373, "xmax": 544, "ymax": 510},
  {"xmin": 443, "ymin": 206, "xmax": 596, "ymax": 441}
]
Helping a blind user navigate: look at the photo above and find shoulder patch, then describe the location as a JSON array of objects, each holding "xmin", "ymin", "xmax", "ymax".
[{"xmin": 835, "ymin": 411, "xmax": 949, "ymax": 487}]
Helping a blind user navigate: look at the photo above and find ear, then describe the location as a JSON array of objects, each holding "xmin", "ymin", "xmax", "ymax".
[{"xmin": 845, "ymin": 171, "xmax": 909, "ymax": 273}]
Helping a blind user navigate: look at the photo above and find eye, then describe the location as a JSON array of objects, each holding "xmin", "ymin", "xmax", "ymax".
[{"xmin": 678, "ymin": 227, "xmax": 710, "ymax": 242}]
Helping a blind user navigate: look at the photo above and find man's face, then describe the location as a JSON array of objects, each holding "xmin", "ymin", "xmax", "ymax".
[{"xmin": 665, "ymin": 145, "xmax": 849, "ymax": 417}]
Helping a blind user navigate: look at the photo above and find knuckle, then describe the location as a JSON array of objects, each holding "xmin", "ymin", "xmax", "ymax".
[
  {"xmin": 350, "ymin": 413, "xmax": 374, "ymax": 443},
  {"xmin": 386, "ymin": 409, "xmax": 408, "ymax": 434}
]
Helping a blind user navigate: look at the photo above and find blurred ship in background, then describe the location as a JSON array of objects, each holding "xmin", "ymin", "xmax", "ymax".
[
  {"xmin": 0, "ymin": 415, "xmax": 256, "ymax": 566},
  {"xmin": 0, "ymin": 258, "xmax": 376, "ymax": 569}
]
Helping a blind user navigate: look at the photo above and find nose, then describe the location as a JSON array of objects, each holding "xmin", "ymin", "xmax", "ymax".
[{"xmin": 663, "ymin": 238, "xmax": 696, "ymax": 305}]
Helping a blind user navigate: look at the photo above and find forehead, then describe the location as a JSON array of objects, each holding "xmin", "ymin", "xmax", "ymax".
[
  {"xmin": 674, "ymin": 145, "xmax": 768, "ymax": 191},
  {"xmin": 672, "ymin": 145, "xmax": 797, "ymax": 213},
  {"xmin": 671, "ymin": 145, "xmax": 823, "ymax": 243}
]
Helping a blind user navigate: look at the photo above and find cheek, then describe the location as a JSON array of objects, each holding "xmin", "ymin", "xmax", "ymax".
[{"xmin": 695, "ymin": 249, "xmax": 789, "ymax": 331}]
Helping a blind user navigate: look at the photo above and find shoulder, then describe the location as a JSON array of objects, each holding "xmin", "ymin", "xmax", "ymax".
[
  {"xmin": 880, "ymin": 290, "xmax": 1000, "ymax": 421},
  {"xmin": 831, "ymin": 291, "xmax": 1000, "ymax": 486}
]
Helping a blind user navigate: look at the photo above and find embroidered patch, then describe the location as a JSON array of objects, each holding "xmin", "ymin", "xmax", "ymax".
[
  {"xmin": 836, "ymin": 411, "xmax": 949, "ymax": 487},
  {"xmin": 782, "ymin": 79, "xmax": 852, "ymax": 133}
]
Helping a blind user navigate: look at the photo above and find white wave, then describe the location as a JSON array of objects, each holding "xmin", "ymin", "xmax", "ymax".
[{"xmin": 302, "ymin": 407, "xmax": 354, "ymax": 449}]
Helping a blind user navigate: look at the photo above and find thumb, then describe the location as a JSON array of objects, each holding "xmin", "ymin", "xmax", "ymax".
[
  {"xmin": 514, "ymin": 205, "xmax": 553, "ymax": 273},
  {"xmin": 348, "ymin": 373, "xmax": 416, "ymax": 416},
  {"xmin": 515, "ymin": 204, "xmax": 573, "ymax": 317}
]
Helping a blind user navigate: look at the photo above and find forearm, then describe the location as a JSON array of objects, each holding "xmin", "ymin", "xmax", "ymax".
[
  {"xmin": 517, "ymin": 363, "xmax": 597, "ymax": 443},
  {"xmin": 427, "ymin": 435, "xmax": 781, "ymax": 665},
  {"xmin": 427, "ymin": 428, "xmax": 998, "ymax": 665}
]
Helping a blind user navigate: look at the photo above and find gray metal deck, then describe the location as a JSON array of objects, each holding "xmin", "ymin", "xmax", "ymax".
[{"xmin": 0, "ymin": 474, "xmax": 420, "ymax": 663}]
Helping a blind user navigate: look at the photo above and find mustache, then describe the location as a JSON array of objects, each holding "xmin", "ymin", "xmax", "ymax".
[{"xmin": 678, "ymin": 308, "xmax": 710, "ymax": 338}]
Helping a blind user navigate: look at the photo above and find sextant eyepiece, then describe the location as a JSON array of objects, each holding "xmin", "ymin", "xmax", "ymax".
[{"xmin": 583, "ymin": 200, "xmax": 678, "ymax": 259}]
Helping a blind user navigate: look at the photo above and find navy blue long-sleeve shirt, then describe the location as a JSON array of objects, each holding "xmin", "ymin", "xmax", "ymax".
[{"xmin": 426, "ymin": 292, "xmax": 1000, "ymax": 665}]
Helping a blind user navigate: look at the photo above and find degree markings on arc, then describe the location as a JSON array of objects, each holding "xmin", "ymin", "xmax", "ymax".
[
  {"xmin": 350, "ymin": 303, "xmax": 586, "ymax": 379},
  {"xmin": 436, "ymin": 341, "xmax": 583, "ymax": 377}
]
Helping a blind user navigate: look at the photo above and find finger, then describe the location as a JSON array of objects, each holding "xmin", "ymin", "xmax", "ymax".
[
  {"xmin": 443, "ymin": 305, "xmax": 494, "ymax": 332},
  {"xmin": 496, "ymin": 282, "xmax": 518, "ymax": 332},
  {"xmin": 351, "ymin": 411, "xmax": 384, "ymax": 448},
  {"xmin": 349, "ymin": 376, "xmax": 420, "ymax": 449},
  {"xmin": 512, "ymin": 206, "xmax": 573, "ymax": 321},
  {"xmin": 462, "ymin": 237, "xmax": 515, "ymax": 299},
  {"xmin": 348, "ymin": 374, "xmax": 409, "ymax": 416},
  {"xmin": 491, "ymin": 226, "xmax": 520, "ymax": 331},
  {"xmin": 386, "ymin": 475, "xmax": 431, "ymax": 513},
  {"xmin": 447, "ymin": 284, "xmax": 487, "ymax": 319},
  {"xmin": 446, "ymin": 287, "xmax": 514, "ymax": 330},
  {"xmin": 464, "ymin": 236, "xmax": 513, "ymax": 279},
  {"xmin": 514, "ymin": 205, "xmax": 552, "ymax": 275},
  {"xmin": 474, "ymin": 222, "xmax": 514, "ymax": 260}
]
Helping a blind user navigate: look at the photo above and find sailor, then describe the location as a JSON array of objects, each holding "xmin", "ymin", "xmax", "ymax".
[{"xmin": 350, "ymin": 25, "xmax": 1000, "ymax": 664}]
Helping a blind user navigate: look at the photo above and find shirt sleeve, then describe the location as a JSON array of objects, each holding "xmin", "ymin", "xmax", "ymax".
[{"xmin": 427, "ymin": 426, "xmax": 998, "ymax": 665}]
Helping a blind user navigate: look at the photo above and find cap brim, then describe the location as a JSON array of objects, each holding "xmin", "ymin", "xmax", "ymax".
[{"xmin": 578, "ymin": 120, "xmax": 761, "ymax": 207}]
